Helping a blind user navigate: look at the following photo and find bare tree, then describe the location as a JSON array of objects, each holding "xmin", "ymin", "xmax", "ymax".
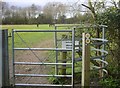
[
  {"xmin": 43, "ymin": 2, "xmax": 67, "ymax": 23},
  {"xmin": 111, "ymin": 0, "xmax": 118, "ymax": 8},
  {"xmin": 2, "ymin": 2, "xmax": 10, "ymax": 18},
  {"xmin": 30, "ymin": 4, "xmax": 37, "ymax": 18},
  {"xmin": 67, "ymin": 2, "xmax": 82, "ymax": 18},
  {"xmin": 2, "ymin": 2, "xmax": 9, "ymax": 13},
  {"xmin": 10, "ymin": 5, "xmax": 18, "ymax": 17}
]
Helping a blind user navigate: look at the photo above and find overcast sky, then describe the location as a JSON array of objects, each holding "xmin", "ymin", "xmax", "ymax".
[
  {"xmin": 3, "ymin": 0, "xmax": 82, "ymax": 7},
  {"xmin": 3, "ymin": 0, "xmax": 119, "ymax": 7}
]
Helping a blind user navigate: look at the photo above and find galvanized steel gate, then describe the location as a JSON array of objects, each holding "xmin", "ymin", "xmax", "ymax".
[
  {"xmin": 12, "ymin": 29, "xmax": 75, "ymax": 87},
  {"xmin": 11, "ymin": 25, "xmax": 108, "ymax": 88}
]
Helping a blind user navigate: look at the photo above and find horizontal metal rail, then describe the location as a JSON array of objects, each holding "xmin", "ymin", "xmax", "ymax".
[
  {"xmin": 15, "ymin": 74, "xmax": 72, "ymax": 77},
  {"xmin": 91, "ymin": 67, "xmax": 108, "ymax": 74},
  {"xmin": 91, "ymin": 58, "xmax": 108, "ymax": 73},
  {"xmin": 75, "ymin": 25, "xmax": 107, "ymax": 29},
  {"xmin": 91, "ymin": 48, "xmax": 108, "ymax": 54},
  {"xmin": 14, "ymin": 62, "xmax": 72, "ymax": 65},
  {"xmin": 99, "ymin": 25, "xmax": 108, "ymax": 27},
  {"xmin": 57, "ymin": 38, "xmax": 82, "ymax": 41},
  {"xmin": 91, "ymin": 55, "xmax": 107, "ymax": 60},
  {"xmin": 91, "ymin": 38, "xmax": 108, "ymax": 42},
  {"xmin": 13, "ymin": 29, "xmax": 72, "ymax": 32},
  {"xmin": 91, "ymin": 41, "xmax": 107, "ymax": 45},
  {"xmin": 55, "ymin": 24, "xmax": 82, "ymax": 27},
  {"xmin": 14, "ymin": 48, "xmax": 72, "ymax": 51},
  {"xmin": 55, "ymin": 24, "xmax": 107, "ymax": 28},
  {"xmin": 93, "ymin": 59, "xmax": 108, "ymax": 66},
  {"xmin": 15, "ymin": 84, "xmax": 72, "ymax": 87}
]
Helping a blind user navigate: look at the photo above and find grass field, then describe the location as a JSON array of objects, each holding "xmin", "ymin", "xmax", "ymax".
[
  {"xmin": 2, "ymin": 25, "xmax": 56, "ymax": 48},
  {"xmin": 2, "ymin": 24, "xmax": 53, "ymax": 30},
  {"xmin": 2, "ymin": 24, "xmax": 74, "ymax": 49}
]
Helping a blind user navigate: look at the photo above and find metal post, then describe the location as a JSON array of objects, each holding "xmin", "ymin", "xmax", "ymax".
[
  {"xmin": 72, "ymin": 28, "xmax": 75, "ymax": 88},
  {"xmin": 55, "ymin": 26, "xmax": 58, "ymax": 75},
  {"xmin": 81, "ymin": 33, "xmax": 90, "ymax": 87},
  {"xmin": 0, "ymin": 30, "xmax": 10, "ymax": 87},
  {"xmin": 0, "ymin": 30, "xmax": 2, "ymax": 88},
  {"xmin": 12, "ymin": 29, "xmax": 15, "ymax": 86},
  {"xmin": 2, "ymin": 30, "xmax": 10, "ymax": 87},
  {"xmin": 102, "ymin": 27, "xmax": 105, "ymax": 77}
]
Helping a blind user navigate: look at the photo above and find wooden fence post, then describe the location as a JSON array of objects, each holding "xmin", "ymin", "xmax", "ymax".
[
  {"xmin": 61, "ymin": 51, "xmax": 67, "ymax": 75},
  {"xmin": 81, "ymin": 33, "xmax": 90, "ymax": 87},
  {"xmin": 60, "ymin": 35, "xmax": 67, "ymax": 75}
]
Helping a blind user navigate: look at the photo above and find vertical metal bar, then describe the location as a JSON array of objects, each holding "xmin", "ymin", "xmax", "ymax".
[
  {"xmin": 2, "ymin": 30, "xmax": 10, "ymax": 86},
  {"xmin": 55, "ymin": 26, "xmax": 58, "ymax": 75},
  {"xmin": 72, "ymin": 28, "xmax": 75, "ymax": 88},
  {"xmin": 102, "ymin": 26, "xmax": 105, "ymax": 54},
  {"xmin": 102, "ymin": 27, "xmax": 105, "ymax": 77},
  {"xmin": 0, "ymin": 30, "xmax": 2, "ymax": 88},
  {"xmin": 12, "ymin": 29, "xmax": 15, "ymax": 86}
]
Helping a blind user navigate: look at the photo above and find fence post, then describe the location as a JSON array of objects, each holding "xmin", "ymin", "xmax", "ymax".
[
  {"xmin": 54, "ymin": 26, "xmax": 58, "ymax": 75},
  {"xmin": 60, "ymin": 35, "xmax": 67, "ymax": 75},
  {"xmin": 60, "ymin": 51, "xmax": 67, "ymax": 75},
  {"xmin": 0, "ymin": 30, "xmax": 2, "ymax": 88},
  {"xmin": 0, "ymin": 29, "xmax": 10, "ymax": 87},
  {"xmin": 81, "ymin": 33, "xmax": 90, "ymax": 87}
]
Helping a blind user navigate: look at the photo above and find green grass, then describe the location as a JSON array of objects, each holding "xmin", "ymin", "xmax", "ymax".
[
  {"xmin": 2, "ymin": 24, "xmax": 73, "ymax": 52},
  {"xmin": 2, "ymin": 25, "xmax": 55, "ymax": 49},
  {"xmin": 2, "ymin": 24, "xmax": 53, "ymax": 30}
]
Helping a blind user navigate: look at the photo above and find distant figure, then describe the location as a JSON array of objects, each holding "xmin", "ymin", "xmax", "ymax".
[
  {"xmin": 49, "ymin": 22, "xmax": 55, "ymax": 27},
  {"xmin": 37, "ymin": 23, "xmax": 39, "ymax": 27}
]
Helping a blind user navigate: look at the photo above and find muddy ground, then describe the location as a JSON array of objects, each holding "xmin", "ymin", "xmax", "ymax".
[{"xmin": 9, "ymin": 39, "xmax": 55, "ymax": 85}]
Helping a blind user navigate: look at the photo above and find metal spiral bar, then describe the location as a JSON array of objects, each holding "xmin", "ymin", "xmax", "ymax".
[
  {"xmin": 55, "ymin": 24, "xmax": 108, "ymax": 78},
  {"xmin": 90, "ymin": 25, "xmax": 108, "ymax": 77}
]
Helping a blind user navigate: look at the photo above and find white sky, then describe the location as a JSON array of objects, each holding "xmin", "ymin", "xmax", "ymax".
[
  {"xmin": 2, "ymin": 0, "xmax": 79, "ymax": 7},
  {"xmin": 2, "ymin": 0, "xmax": 119, "ymax": 7}
]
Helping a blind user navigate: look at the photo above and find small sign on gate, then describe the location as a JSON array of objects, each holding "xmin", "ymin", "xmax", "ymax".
[{"xmin": 62, "ymin": 40, "xmax": 79, "ymax": 49}]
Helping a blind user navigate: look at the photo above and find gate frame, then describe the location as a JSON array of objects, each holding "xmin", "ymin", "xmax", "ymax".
[{"xmin": 12, "ymin": 29, "xmax": 75, "ymax": 88}]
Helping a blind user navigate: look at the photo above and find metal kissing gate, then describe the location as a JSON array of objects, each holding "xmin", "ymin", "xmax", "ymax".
[
  {"xmin": 12, "ymin": 29, "xmax": 75, "ymax": 87},
  {"xmin": 11, "ymin": 25, "xmax": 108, "ymax": 88}
]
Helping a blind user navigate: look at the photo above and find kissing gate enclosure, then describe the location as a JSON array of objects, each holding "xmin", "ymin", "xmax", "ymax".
[{"xmin": 1, "ymin": 24, "xmax": 108, "ymax": 88}]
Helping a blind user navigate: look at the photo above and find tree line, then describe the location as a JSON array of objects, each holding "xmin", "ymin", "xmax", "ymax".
[{"xmin": 2, "ymin": 2, "xmax": 92, "ymax": 24}]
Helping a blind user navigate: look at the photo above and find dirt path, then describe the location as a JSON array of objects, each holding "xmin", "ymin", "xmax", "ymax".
[{"xmin": 9, "ymin": 39, "xmax": 54, "ymax": 85}]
